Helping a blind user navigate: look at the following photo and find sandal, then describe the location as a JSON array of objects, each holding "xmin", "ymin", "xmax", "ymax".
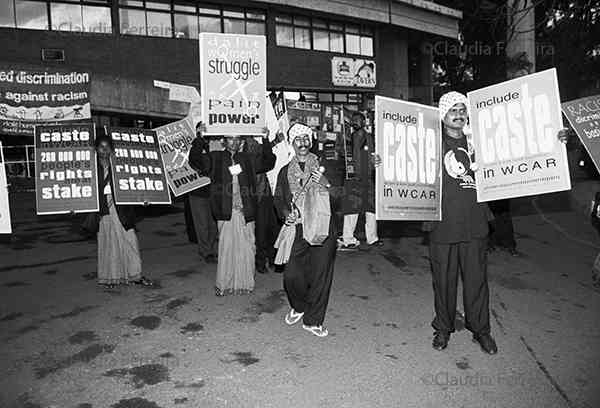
[
  {"xmin": 100, "ymin": 283, "xmax": 117, "ymax": 289},
  {"xmin": 131, "ymin": 277, "xmax": 154, "ymax": 287}
]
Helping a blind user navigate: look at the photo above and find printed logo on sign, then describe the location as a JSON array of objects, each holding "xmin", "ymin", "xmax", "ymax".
[{"xmin": 331, "ymin": 57, "xmax": 376, "ymax": 88}]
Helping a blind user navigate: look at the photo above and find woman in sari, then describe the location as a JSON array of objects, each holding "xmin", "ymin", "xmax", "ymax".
[
  {"xmin": 189, "ymin": 125, "xmax": 275, "ymax": 296},
  {"xmin": 96, "ymin": 132, "xmax": 152, "ymax": 289}
]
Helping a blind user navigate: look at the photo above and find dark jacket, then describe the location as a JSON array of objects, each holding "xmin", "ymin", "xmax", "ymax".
[
  {"xmin": 188, "ymin": 138, "xmax": 276, "ymax": 223},
  {"xmin": 273, "ymin": 164, "xmax": 337, "ymax": 236},
  {"xmin": 188, "ymin": 136, "xmax": 211, "ymax": 198},
  {"xmin": 244, "ymin": 137, "xmax": 272, "ymax": 201},
  {"xmin": 98, "ymin": 163, "xmax": 138, "ymax": 231},
  {"xmin": 428, "ymin": 134, "xmax": 488, "ymax": 243}
]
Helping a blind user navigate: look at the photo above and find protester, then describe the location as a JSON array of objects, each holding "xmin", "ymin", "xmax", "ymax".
[
  {"xmin": 274, "ymin": 123, "xmax": 337, "ymax": 338},
  {"xmin": 95, "ymin": 131, "xmax": 153, "ymax": 289},
  {"xmin": 187, "ymin": 123, "xmax": 218, "ymax": 264},
  {"xmin": 189, "ymin": 125, "xmax": 275, "ymax": 296},
  {"xmin": 427, "ymin": 91, "xmax": 497, "ymax": 354},
  {"xmin": 338, "ymin": 112, "xmax": 382, "ymax": 250},
  {"xmin": 244, "ymin": 136, "xmax": 280, "ymax": 274}
]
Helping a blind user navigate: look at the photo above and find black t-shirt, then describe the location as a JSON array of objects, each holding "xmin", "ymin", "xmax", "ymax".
[{"xmin": 429, "ymin": 134, "xmax": 489, "ymax": 244}]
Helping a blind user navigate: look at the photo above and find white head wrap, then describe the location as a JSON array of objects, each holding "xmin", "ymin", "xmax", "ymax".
[
  {"xmin": 439, "ymin": 91, "xmax": 468, "ymax": 121},
  {"xmin": 287, "ymin": 123, "xmax": 312, "ymax": 144}
]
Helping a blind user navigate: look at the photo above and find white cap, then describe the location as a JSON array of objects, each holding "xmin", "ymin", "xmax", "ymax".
[
  {"xmin": 287, "ymin": 123, "xmax": 312, "ymax": 144},
  {"xmin": 439, "ymin": 91, "xmax": 468, "ymax": 121}
]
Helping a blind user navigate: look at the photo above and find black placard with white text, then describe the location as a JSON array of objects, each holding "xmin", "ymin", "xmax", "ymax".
[
  {"xmin": 108, "ymin": 127, "xmax": 171, "ymax": 205},
  {"xmin": 35, "ymin": 123, "xmax": 99, "ymax": 215}
]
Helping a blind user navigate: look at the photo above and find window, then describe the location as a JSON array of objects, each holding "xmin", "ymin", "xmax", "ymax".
[
  {"xmin": 275, "ymin": 16, "xmax": 293, "ymax": 47},
  {"xmin": 15, "ymin": 0, "xmax": 49, "ymax": 30},
  {"xmin": 0, "ymin": 1, "xmax": 15, "ymax": 27},
  {"xmin": 51, "ymin": 3, "xmax": 82, "ymax": 32},
  {"xmin": 119, "ymin": 2, "xmax": 266, "ymax": 39},
  {"xmin": 276, "ymin": 14, "xmax": 374, "ymax": 56},
  {"xmin": 119, "ymin": 8, "xmax": 146, "ymax": 35},
  {"xmin": 119, "ymin": 0, "xmax": 171, "ymax": 37},
  {"xmin": 5, "ymin": 0, "xmax": 111, "ymax": 33}
]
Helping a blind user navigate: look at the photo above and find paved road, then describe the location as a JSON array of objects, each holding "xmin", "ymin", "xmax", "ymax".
[{"xmin": 1, "ymin": 191, "xmax": 599, "ymax": 408}]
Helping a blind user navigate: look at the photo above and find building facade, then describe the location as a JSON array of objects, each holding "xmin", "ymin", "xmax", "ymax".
[{"xmin": 0, "ymin": 0, "xmax": 461, "ymax": 133}]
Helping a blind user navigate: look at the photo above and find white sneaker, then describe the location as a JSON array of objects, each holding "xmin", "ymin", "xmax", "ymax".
[
  {"xmin": 337, "ymin": 238, "xmax": 360, "ymax": 251},
  {"xmin": 302, "ymin": 324, "xmax": 329, "ymax": 337},
  {"xmin": 285, "ymin": 309, "xmax": 304, "ymax": 325}
]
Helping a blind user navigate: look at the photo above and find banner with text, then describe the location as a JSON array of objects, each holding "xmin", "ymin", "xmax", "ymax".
[
  {"xmin": 467, "ymin": 68, "xmax": 571, "ymax": 202},
  {"xmin": 34, "ymin": 123, "xmax": 99, "ymax": 215},
  {"xmin": 0, "ymin": 68, "xmax": 91, "ymax": 136},
  {"xmin": 155, "ymin": 118, "xmax": 210, "ymax": 197},
  {"xmin": 562, "ymin": 94, "xmax": 600, "ymax": 174},
  {"xmin": 375, "ymin": 96, "xmax": 442, "ymax": 221},
  {"xmin": 108, "ymin": 127, "xmax": 171, "ymax": 205},
  {"xmin": 200, "ymin": 33, "xmax": 266, "ymax": 135},
  {"xmin": 0, "ymin": 142, "xmax": 11, "ymax": 233}
]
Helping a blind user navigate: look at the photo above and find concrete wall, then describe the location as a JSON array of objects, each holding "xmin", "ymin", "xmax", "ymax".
[
  {"xmin": 261, "ymin": 0, "xmax": 461, "ymax": 38},
  {"xmin": 377, "ymin": 27, "xmax": 409, "ymax": 100}
]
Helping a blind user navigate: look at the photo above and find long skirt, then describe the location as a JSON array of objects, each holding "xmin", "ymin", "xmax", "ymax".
[
  {"xmin": 97, "ymin": 202, "xmax": 142, "ymax": 285},
  {"xmin": 216, "ymin": 209, "xmax": 255, "ymax": 296}
]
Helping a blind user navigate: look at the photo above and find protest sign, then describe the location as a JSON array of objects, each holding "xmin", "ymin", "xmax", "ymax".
[
  {"xmin": 562, "ymin": 94, "xmax": 600, "ymax": 174},
  {"xmin": 153, "ymin": 80, "xmax": 202, "ymax": 128},
  {"xmin": 467, "ymin": 68, "xmax": 571, "ymax": 202},
  {"xmin": 0, "ymin": 142, "xmax": 11, "ymax": 233},
  {"xmin": 375, "ymin": 96, "xmax": 442, "ymax": 221},
  {"xmin": 108, "ymin": 127, "xmax": 171, "ymax": 205},
  {"xmin": 155, "ymin": 118, "xmax": 210, "ymax": 197},
  {"xmin": 34, "ymin": 123, "xmax": 99, "ymax": 215},
  {"xmin": 265, "ymin": 95, "xmax": 293, "ymax": 192},
  {"xmin": 199, "ymin": 33, "xmax": 266, "ymax": 135},
  {"xmin": 0, "ymin": 68, "xmax": 91, "ymax": 136}
]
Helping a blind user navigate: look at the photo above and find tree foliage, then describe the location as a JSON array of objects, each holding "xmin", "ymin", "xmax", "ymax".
[{"xmin": 432, "ymin": 0, "xmax": 599, "ymax": 99}]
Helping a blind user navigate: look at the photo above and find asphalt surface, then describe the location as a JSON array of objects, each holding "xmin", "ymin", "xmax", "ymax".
[{"xmin": 1, "ymin": 190, "xmax": 599, "ymax": 408}]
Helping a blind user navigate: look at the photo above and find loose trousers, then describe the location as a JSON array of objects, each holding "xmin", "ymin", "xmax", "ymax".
[
  {"xmin": 429, "ymin": 238, "xmax": 490, "ymax": 335},
  {"xmin": 189, "ymin": 194, "xmax": 218, "ymax": 258},
  {"xmin": 284, "ymin": 225, "xmax": 337, "ymax": 326},
  {"xmin": 342, "ymin": 212, "xmax": 379, "ymax": 244}
]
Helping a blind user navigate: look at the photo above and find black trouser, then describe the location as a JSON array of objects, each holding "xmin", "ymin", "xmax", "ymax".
[
  {"xmin": 189, "ymin": 194, "xmax": 218, "ymax": 258},
  {"xmin": 255, "ymin": 195, "xmax": 279, "ymax": 268},
  {"xmin": 284, "ymin": 225, "xmax": 337, "ymax": 326},
  {"xmin": 489, "ymin": 199, "xmax": 516, "ymax": 250},
  {"xmin": 184, "ymin": 196, "xmax": 197, "ymax": 243},
  {"xmin": 429, "ymin": 238, "xmax": 490, "ymax": 335}
]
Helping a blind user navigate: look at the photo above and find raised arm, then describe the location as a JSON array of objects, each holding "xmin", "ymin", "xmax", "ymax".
[
  {"xmin": 188, "ymin": 134, "xmax": 212, "ymax": 176},
  {"xmin": 252, "ymin": 127, "xmax": 276, "ymax": 174}
]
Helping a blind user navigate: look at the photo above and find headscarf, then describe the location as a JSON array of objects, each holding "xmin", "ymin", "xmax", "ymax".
[
  {"xmin": 287, "ymin": 123, "xmax": 312, "ymax": 145},
  {"xmin": 439, "ymin": 91, "xmax": 468, "ymax": 121}
]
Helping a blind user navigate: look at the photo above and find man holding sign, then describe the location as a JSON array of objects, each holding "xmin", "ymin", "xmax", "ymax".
[{"xmin": 428, "ymin": 91, "xmax": 497, "ymax": 355}]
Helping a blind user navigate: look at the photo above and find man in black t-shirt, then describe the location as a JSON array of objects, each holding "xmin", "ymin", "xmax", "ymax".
[{"xmin": 428, "ymin": 91, "xmax": 498, "ymax": 355}]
